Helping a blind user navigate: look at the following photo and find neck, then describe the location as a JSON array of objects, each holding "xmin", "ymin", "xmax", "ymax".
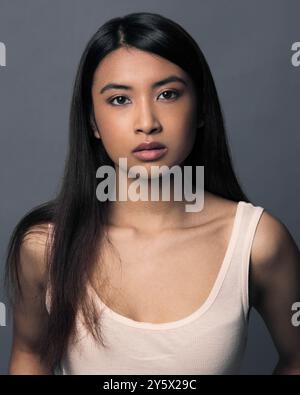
[{"xmin": 107, "ymin": 165, "xmax": 207, "ymax": 233}]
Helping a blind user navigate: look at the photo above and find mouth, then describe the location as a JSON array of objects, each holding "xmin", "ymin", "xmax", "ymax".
[
  {"xmin": 132, "ymin": 147, "xmax": 168, "ymax": 161},
  {"xmin": 132, "ymin": 141, "xmax": 168, "ymax": 161}
]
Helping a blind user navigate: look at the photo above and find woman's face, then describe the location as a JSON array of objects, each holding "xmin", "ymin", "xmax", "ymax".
[{"xmin": 91, "ymin": 47, "xmax": 199, "ymax": 174}]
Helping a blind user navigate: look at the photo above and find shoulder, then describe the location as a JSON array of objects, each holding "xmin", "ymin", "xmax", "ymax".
[
  {"xmin": 250, "ymin": 208, "xmax": 300, "ymax": 301},
  {"xmin": 205, "ymin": 193, "xmax": 297, "ymax": 265},
  {"xmin": 19, "ymin": 223, "xmax": 53, "ymax": 289},
  {"xmin": 251, "ymin": 209, "xmax": 296, "ymax": 270}
]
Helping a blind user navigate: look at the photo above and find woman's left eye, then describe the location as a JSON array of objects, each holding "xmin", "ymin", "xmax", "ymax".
[{"xmin": 158, "ymin": 90, "xmax": 180, "ymax": 100}]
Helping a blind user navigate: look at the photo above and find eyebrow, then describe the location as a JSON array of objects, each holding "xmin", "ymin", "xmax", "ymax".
[{"xmin": 99, "ymin": 75, "xmax": 188, "ymax": 94}]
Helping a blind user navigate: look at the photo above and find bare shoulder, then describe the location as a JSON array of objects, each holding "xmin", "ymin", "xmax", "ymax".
[
  {"xmin": 9, "ymin": 223, "xmax": 54, "ymax": 373},
  {"xmin": 19, "ymin": 223, "xmax": 53, "ymax": 290},
  {"xmin": 251, "ymin": 209, "xmax": 298, "ymax": 270},
  {"xmin": 250, "ymin": 208, "xmax": 300, "ymax": 301}
]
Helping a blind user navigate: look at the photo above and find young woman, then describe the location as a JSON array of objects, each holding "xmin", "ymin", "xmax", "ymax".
[{"xmin": 5, "ymin": 12, "xmax": 300, "ymax": 375}]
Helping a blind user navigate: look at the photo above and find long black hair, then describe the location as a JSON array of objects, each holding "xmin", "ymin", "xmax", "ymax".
[{"xmin": 4, "ymin": 11, "xmax": 250, "ymax": 372}]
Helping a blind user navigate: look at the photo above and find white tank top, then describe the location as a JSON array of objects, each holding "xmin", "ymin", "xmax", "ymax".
[{"xmin": 46, "ymin": 200, "xmax": 264, "ymax": 375}]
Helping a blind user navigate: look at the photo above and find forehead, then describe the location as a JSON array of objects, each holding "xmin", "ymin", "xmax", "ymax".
[{"xmin": 92, "ymin": 47, "xmax": 190, "ymax": 87}]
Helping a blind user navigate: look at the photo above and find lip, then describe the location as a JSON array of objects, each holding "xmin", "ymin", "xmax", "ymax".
[
  {"xmin": 132, "ymin": 141, "xmax": 166, "ymax": 152},
  {"xmin": 132, "ymin": 147, "xmax": 168, "ymax": 161}
]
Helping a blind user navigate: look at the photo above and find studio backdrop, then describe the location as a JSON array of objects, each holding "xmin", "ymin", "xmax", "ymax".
[{"xmin": 0, "ymin": 0, "xmax": 299, "ymax": 375}]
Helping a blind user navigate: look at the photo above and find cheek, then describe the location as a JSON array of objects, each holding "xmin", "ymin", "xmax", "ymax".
[
  {"xmin": 171, "ymin": 107, "xmax": 197, "ymax": 145},
  {"xmin": 173, "ymin": 94, "xmax": 198, "ymax": 129},
  {"xmin": 167, "ymin": 112, "xmax": 197, "ymax": 162},
  {"xmin": 92, "ymin": 97, "xmax": 132, "ymax": 163},
  {"xmin": 94, "ymin": 109, "xmax": 127, "ymax": 148}
]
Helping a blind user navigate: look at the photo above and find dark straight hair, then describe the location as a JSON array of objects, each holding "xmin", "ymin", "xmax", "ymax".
[{"xmin": 4, "ymin": 12, "xmax": 250, "ymax": 372}]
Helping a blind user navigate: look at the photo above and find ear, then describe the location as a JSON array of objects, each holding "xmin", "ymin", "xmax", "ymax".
[
  {"xmin": 90, "ymin": 115, "xmax": 101, "ymax": 139},
  {"xmin": 93, "ymin": 127, "xmax": 101, "ymax": 140}
]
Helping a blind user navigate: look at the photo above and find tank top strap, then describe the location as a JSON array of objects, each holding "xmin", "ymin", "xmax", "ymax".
[
  {"xmin": 239, "ymin": 202, "xmax": 264, "ymax": 319},
  {"xmin": 221, "ymin": 201, "xmax": 264, "ymax": 321}
]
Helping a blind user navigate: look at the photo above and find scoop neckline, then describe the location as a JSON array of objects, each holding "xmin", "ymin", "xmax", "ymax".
[{"xmin": 88, "ymin": 201, "xmax": 244, "ymax": 330}]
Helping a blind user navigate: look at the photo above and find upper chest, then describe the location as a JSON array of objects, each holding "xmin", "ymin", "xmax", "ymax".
[{"xmin": 90, "ymin": 203, "xmax": 239, "ymax": 323}]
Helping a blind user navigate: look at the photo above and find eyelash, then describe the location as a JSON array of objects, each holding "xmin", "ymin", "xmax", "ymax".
[{"xmin": 107, "ymin": 89, "xmax": 181, "ymax": 106}]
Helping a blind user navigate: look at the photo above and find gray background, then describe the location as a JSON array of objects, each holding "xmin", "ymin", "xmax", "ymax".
[{"xmin": 0, "ymin": 0, "xmax": 299, "ymax": 374}]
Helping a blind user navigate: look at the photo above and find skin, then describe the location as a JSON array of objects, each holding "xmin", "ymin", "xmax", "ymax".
[
  {"xmin": 8, "ymin": 226, "xmax": 52, "ymax": 374},
  {"xmin": 91, "ymin": 46, "xmax": 200, "ymax": 232},
  {"xmin": 9, "ymin": 47, "xmax": 300, "ymax": 374}
]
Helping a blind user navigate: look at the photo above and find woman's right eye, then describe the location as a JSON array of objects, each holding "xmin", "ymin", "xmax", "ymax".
[{"xmin": 107, "ymin": 96, "xmax": 130, "ymax": 106}]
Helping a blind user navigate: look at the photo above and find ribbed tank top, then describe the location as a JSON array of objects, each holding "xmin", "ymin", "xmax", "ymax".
[{"xmin": 46, "ymin": 201, "xmax": 265, "ymax": 375}]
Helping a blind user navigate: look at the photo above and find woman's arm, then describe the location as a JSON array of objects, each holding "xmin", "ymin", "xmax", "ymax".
[
  {"xmin": 8, "ymin": 227, "xmax": 53, "ymax": 374},
  {"xmin": 250, "ymin": 210, "xmax": 300, "ymax": 375}
]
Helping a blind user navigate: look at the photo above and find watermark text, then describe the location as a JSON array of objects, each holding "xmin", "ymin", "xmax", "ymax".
[
  {"xmin": 0, "ymin": 302, "xmax": 6, "ymax": 327},
  {"xmin": 0, "ymin": 42, "xmax": 6, "ymax": 67},
  {"xmin": 291, "ymin": 42, "xmax": 300, "ymax": 67},
  {"xmin": 96, "ymin": 158, "xmax": 204, "ymax": 212}
]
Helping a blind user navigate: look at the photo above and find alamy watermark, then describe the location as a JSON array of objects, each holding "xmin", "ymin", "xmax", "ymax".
[
  {"xmin": 291, "ymin": 302, "xmax": 300, "ymax": 327},
  {"xmin": 0, "ymin": 302, "xmax": 6, "ymax": 327},
  {"xmin": 96, "ymin": 158, "xmax": 204, "ymax": 212},
  {"xmin": 291, "ymin": 42, "xmax": 300, "ymax": 67},
  {"xmin": 0, "ymin": 42, "xmax": 6, "ymax": 67}
]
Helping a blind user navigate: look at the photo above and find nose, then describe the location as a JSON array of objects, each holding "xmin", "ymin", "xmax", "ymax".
[{"xmin": 134, "ymin": 98, "xmax": 162, "ymax": 135}]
